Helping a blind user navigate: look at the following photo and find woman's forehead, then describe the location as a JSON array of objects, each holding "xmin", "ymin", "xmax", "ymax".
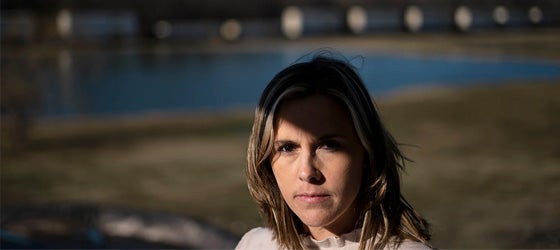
[{"xmin": 273, "ymin": 94, "xmax": 356, "ymax": 138}]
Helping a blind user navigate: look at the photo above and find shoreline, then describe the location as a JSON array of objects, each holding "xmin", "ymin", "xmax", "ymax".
[
  {"xmin": 4, "ymin": 28, "xmax": 560, "ymax": 60},
  {"xmin": 18, "ymin": 77, "xmax": 558, "ymax": 149}
]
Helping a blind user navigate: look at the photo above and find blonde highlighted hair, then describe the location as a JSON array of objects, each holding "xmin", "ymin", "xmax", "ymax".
[{"xmin": 246, "ymin": 55, "xmax": 431, "ymax": 249}]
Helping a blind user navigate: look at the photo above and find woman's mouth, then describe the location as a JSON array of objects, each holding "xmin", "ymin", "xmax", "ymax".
[{"xmin": 295, "ymin": 193, "xmax": 331, "ymax": 203}]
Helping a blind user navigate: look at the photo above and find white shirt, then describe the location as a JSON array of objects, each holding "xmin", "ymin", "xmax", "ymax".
[{"xmin": 235, "ymin": 227, "xmax": 432, "ymax": 250}]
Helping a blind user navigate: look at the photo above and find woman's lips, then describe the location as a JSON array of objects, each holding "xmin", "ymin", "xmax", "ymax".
[{"xmin": 295, "ymin": 193, "xmax": 330, "ymax": 203}]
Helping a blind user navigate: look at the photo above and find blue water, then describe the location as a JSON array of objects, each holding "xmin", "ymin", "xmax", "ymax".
[{"xmin": 40, "ymin": 51, "xmax": 560, "ymax": 119}]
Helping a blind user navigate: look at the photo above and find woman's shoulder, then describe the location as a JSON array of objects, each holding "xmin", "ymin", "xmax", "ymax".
[
  {"xmin": 235, "ymin": 227, "xmax": 280, "ymax": 250},
  {"xmin": 240, "ymin": 227, "xmax": 274, "ymax": 238},
  {"xmin": 390, "ymin": 239, "xmax": 433, "ymax": 250}
]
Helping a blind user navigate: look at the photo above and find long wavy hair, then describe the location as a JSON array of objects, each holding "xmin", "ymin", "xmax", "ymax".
[{"xmin": 246, "ymin": 55, "xmax": 431, "ymax": 249}]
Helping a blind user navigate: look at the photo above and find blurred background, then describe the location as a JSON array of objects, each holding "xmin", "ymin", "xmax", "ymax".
[{"xmin": 1, "ymin": 0, "xmax": 559, "ymax": 249}]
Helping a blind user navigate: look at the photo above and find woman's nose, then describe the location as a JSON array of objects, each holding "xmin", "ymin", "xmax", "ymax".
[{"xmin": 298, "ymin": 153, "xmax": 323, "ymax": 183}]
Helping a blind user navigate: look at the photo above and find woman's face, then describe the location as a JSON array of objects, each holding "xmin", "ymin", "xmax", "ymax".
[{"xmin": 271, "ymin": 94, "xmax": 365, "ymax": 240}]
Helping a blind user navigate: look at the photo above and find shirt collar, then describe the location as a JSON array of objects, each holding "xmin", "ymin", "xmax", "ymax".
[{"xmin": 302, "ymin": 228, "xmax": 362, "ymax": 248}]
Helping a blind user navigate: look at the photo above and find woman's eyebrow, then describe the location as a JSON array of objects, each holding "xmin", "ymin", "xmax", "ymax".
[
  {"xmin": 274, "ymin": 139, "xmax": 296, "ymax": 144},
  {"xmin": 275, "ymin": 134, "xmax": 344, "ymax": 143},
  {"xmin": 317, "ymin": 134, "xmax": 344, "ymax": 140}
]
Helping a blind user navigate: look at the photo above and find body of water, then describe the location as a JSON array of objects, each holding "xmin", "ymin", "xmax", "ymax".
[{"xmin": 36, "ymin": 49, "xmax": 560, "ymax": 119}]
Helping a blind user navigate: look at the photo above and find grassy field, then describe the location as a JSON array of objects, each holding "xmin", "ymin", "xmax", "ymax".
[
  {"xmin": 2, "ymin": 30, "xmax": 560, "ymax": 248},
  {"xmin": 381, "ymin": 81, "xmax": 560, "ymax": 248}
]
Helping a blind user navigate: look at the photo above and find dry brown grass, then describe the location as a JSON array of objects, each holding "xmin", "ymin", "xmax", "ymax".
[{"xmin": 381, "ymin": 81, "xmax": 560, "ymax": 248}]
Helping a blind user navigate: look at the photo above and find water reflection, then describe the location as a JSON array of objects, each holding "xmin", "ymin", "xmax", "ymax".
[{"xmin": 43, "ymin": 49, "xmax": 560, "ymax": 119}]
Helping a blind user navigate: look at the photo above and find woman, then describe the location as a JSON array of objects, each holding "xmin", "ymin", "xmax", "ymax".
[{"xmin": 237, "ymin": 55, "xmax": 431, "ymax": 249}]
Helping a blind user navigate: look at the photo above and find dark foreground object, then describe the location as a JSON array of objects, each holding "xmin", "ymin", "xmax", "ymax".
[{"xmin": 0, "ymin": 202, "xmax": 239, "ymax": 249}]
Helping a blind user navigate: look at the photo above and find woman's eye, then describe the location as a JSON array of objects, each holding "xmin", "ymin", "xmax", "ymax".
[
  {"xmin": 320, "ymin": 140, "xmax": 341, "ymax": 151},
  {"xmin": 278, "ymin": 144, "xmax": 296, "ymax": 152}
]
